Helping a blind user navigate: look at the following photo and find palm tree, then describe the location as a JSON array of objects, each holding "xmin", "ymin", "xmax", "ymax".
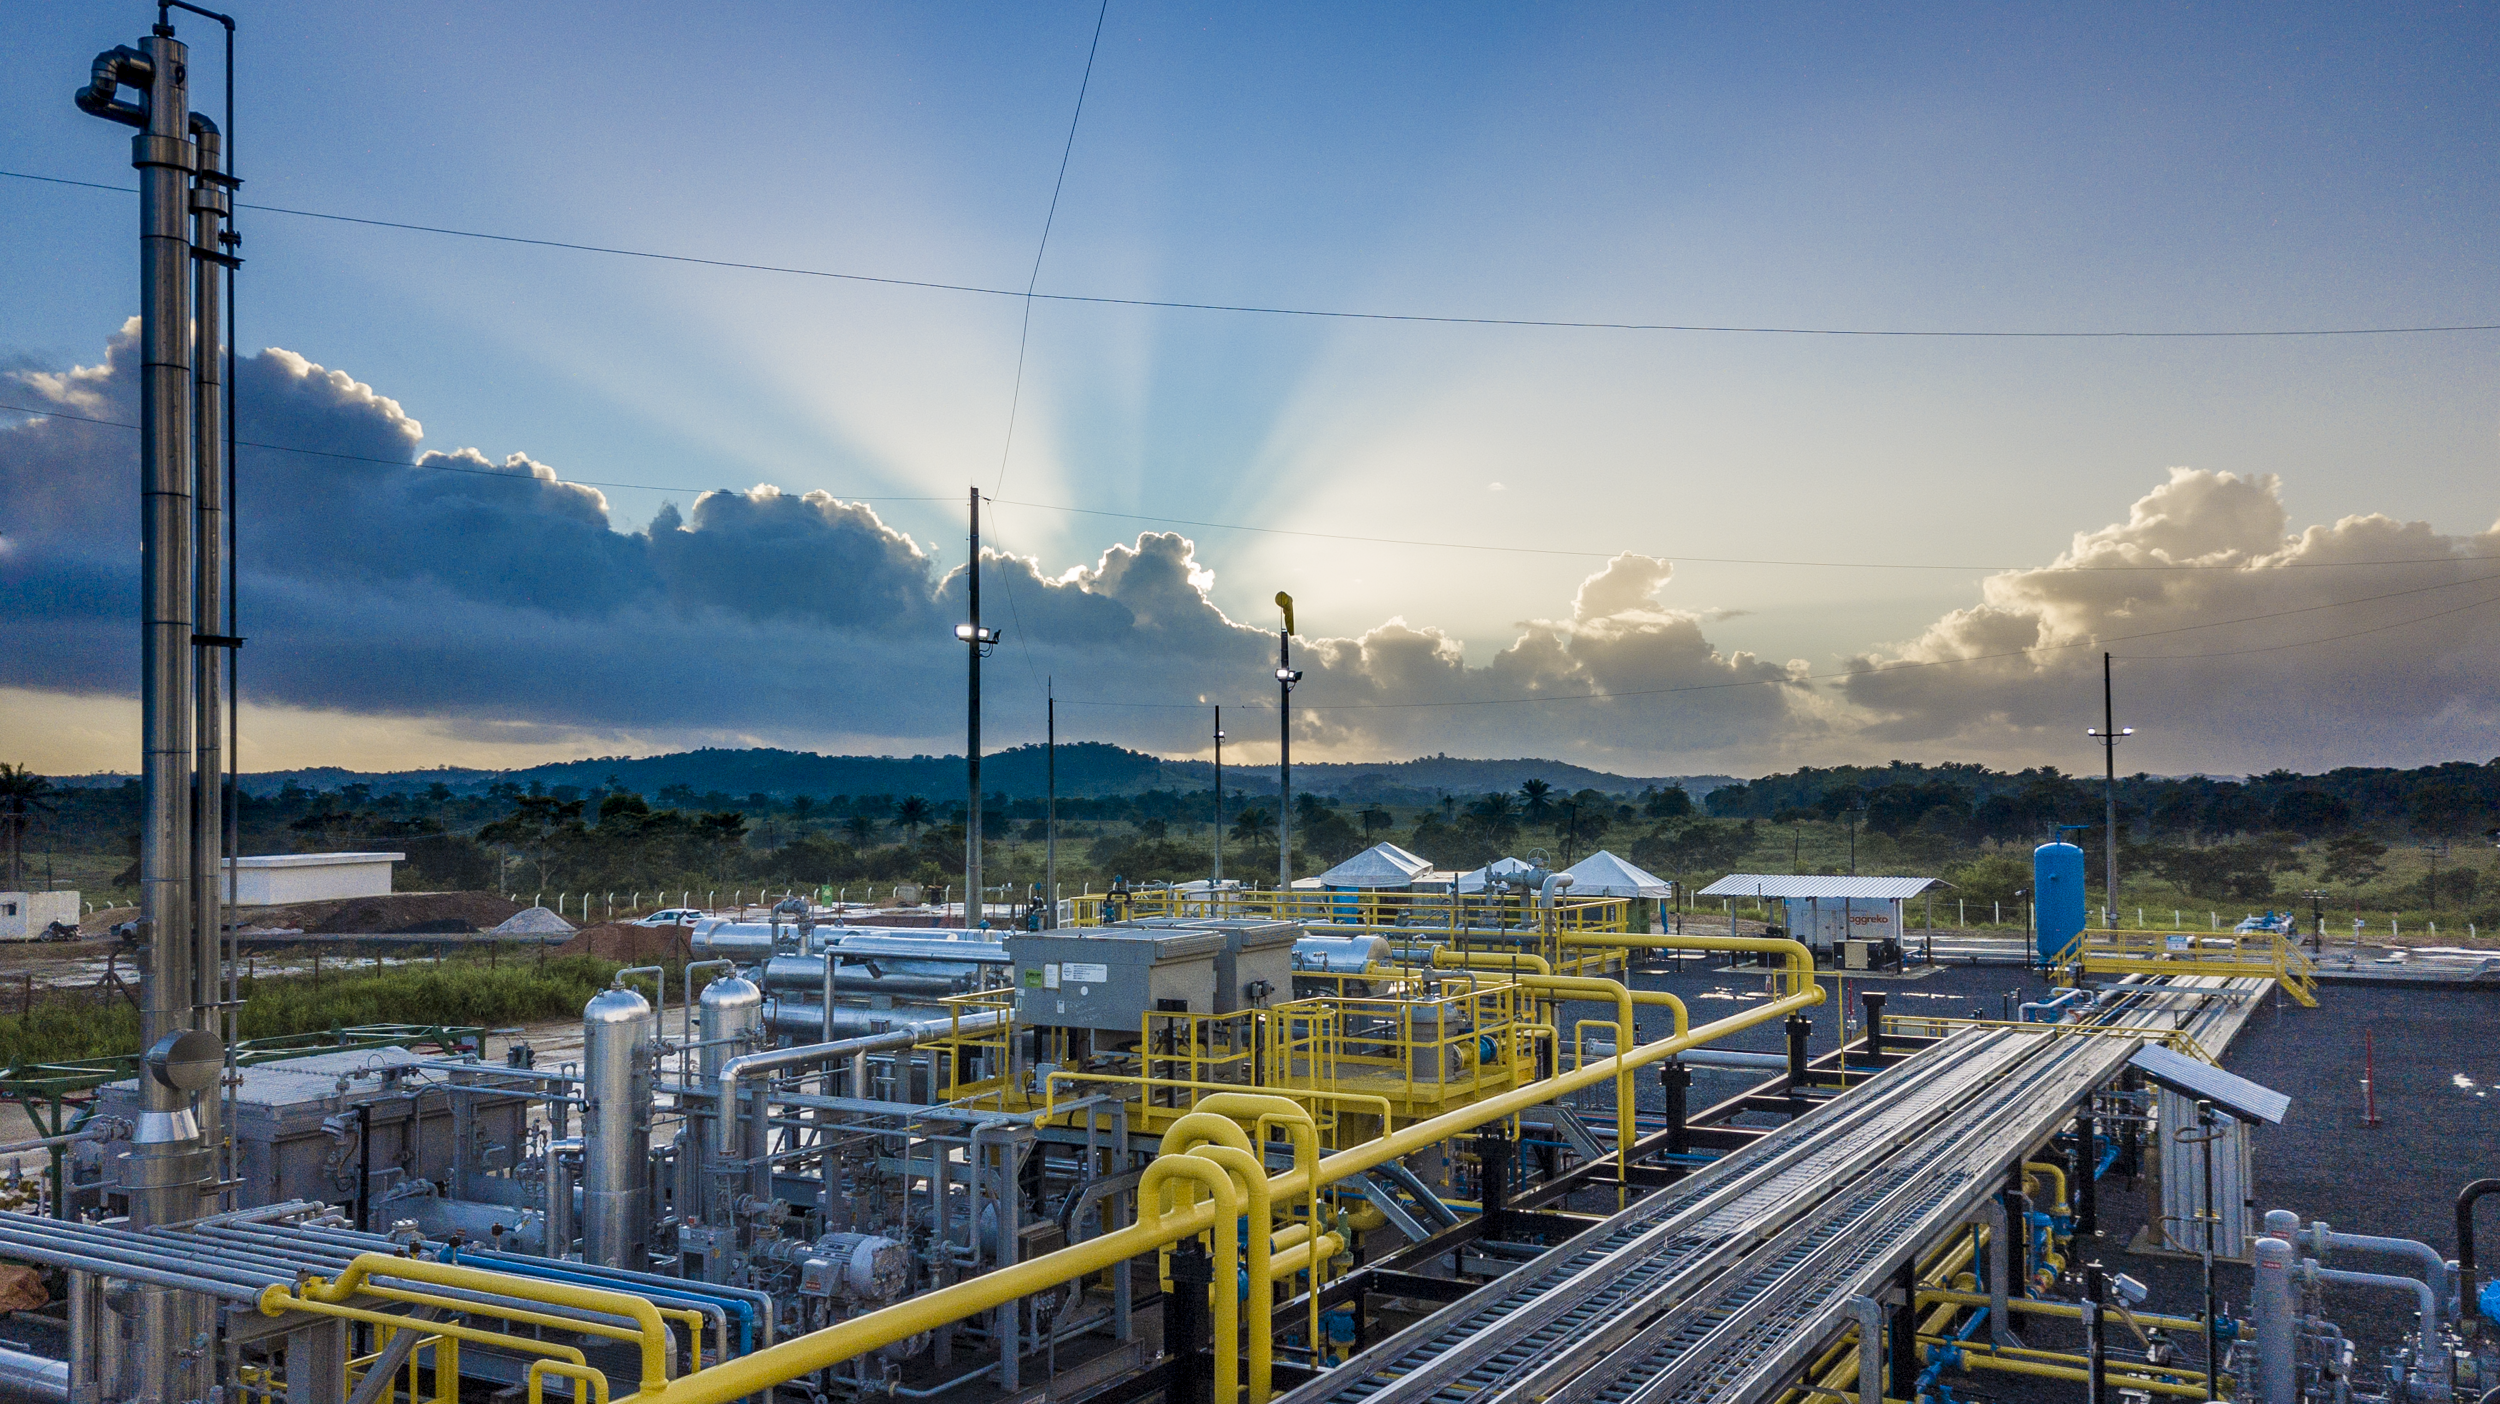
[
  {"xmin": 1517, "ymin": 779, "xmax": 1555, "ymax": 828},
  {"xmin": 0, "ymin": 764, "xmax": 57, "ymax": 890},
  {"xmin": 892, "ymin": 796, "xmax": 934, "ymax": 843},
  {"xmin": 842, "ymin": 814, "xmax": 879, "ymax": 846},
  {"xmin": 1358, "ymin": 804, "xmax": 1393, "ymax": 842}
]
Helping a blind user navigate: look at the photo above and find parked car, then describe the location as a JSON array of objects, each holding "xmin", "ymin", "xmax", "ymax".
[{"xmin": 630, "ymin": 908, "xmax": 705, "ymax": 927}]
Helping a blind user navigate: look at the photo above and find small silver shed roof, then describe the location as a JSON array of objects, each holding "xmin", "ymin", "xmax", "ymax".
[{"xmin": 1695, "ymin": 875, "xmax": 1947, "ymax": 900}]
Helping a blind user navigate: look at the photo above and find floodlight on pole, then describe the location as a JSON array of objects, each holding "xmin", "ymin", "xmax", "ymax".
[
  {"xmin": 1275, "ymin": 592, "xmax": 1299, "ymax": 893},
  {"xmin": 2086, "ymin": 651, "xmax": 2131, "ymax": 930}
]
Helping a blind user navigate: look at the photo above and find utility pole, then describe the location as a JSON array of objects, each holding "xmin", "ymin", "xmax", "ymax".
[
  {"xmin": 2087, "ymin": 652, "xmax": 2133, "ymax": 931},
  {"xmin": 1212, "ymin": 706, "xmax": 1225, "ymax": 891},
  {"xmin": 1274, "ymin": 593, "xmax": 1302, "ymax": 892},
  {"xmin": 956, "ymin": 488, "xmax": 1001, "ymax": 928},
  {"xmin": 1044, "ymin": 681, "xmax": 1056, "ymax": 928}
]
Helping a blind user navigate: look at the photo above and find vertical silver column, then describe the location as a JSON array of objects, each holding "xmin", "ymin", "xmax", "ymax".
[
  {"xmin": 581, "ymin": 984, "xmax": 655, "ymax": 1268},
  {"xmin": 189, "ymin": 113, "xmax": 230, "ymax": 1214},
  {"xmin": 2251, "ymin": 1235, "xmax": 2295, "ymax": 1404},
  {"xmin": 130, "ymin": 25, "xmax": 203, "ymax": 1210},
  {"xmin": 119, "ymin": 31, "xmax": 215, "ymax": 1404}
]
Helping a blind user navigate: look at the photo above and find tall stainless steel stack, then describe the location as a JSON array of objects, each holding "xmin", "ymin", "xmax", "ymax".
[{"xmin": 73, "ymin": 18, "xmax": 237, "ymax": 1402}]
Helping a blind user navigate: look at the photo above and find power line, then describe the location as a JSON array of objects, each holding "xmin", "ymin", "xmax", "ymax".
[
  {"xmin": 10, "ymin": 397, "xmax": 2493, "ymax": 575},
  {"xmin": 994, "ymin": 0, "xmax": 1110, "ymax": 496},
  {"xmin": 2115, "ymin": 583, "xmax": 2500, "ymax": 661},
  {"xmin": 10, "ymin": 168, "xmax": 2498, "ymax": 341}
]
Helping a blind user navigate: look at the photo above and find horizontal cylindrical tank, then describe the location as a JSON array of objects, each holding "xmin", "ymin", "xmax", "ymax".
[
  {"xmin": 2033, "ymin": 842, "xmax": 2087, "ymax": 964},
  {"xmin": 1292, "ymin": 934, "xmax": 1392, "ymax": 974},
  {"xmin": 761, "ymin": 999, "xmax": 961, "ymax": 1039},
  {"xmin": 757, "ymin": 956, "xmax": 967, "ymax": 999},
  {"xmin": 691, "ymin": 922, "xmax": 1012, "ymax": 962},
  {"xmin": 580, "ymin": 984, "xmax": 654, "ymax": 1269}
]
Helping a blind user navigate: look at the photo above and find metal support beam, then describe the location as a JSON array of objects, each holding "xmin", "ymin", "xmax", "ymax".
[
  {"xmin": 1167, "ymin": 1241, "xmax": 1213, "ymax": 1404},
  {"xmin": 2074, "ymin": 1108, "xmax": 2099, "ymax": 1239},
  {"xmin": 1889, "ymin": 1257, "xmax": 1919, "ymax": 1402}
]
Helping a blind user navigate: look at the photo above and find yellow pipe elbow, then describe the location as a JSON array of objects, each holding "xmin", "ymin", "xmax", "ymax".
[
  {"xmin": 531, "ymin": 1359, "xmax": 612, "ymax": 1404},
  {"xmin": 1140, "ymin": 1156, "xmax": 1242, "ymax": 1404},
  {"xmin": 1194, "ymin": 1145, "xmax": 1274, "ymax": 1404},
  {"xmin": 1160, "ymin": 1111, "xmax": 1255, "ymax": 1159},
  {"xmin": 2022, "ymin": 1161, "xmax": 2070, "ymax": 1215}
]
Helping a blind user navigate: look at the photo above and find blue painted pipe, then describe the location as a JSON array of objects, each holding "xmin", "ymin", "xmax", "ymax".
[{"xmin": 445, "ymin": 1246, "xmax": 757, "ymax": 1357}]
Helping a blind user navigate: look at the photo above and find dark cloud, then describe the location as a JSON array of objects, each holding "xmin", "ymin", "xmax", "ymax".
[
  {"xmin": 1, "ymin": 324, "xmax": 1809, "ymax": 765},
  {"xmin": 10, "ymin": 327, "xmax": 2490, "ymax": 773}
]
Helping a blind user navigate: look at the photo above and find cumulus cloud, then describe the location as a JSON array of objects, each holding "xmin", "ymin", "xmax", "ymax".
[
  {"xmin": 1844, "ymin": 469, "xmax": 2500, "ymax": 771},
  {"xmin": 7, "ymin": 324, "xmax": 2493, "ymax": 775},
  {"xmin": 1, "ymin": 324, "xmax": 1818, "ymax": 769}
]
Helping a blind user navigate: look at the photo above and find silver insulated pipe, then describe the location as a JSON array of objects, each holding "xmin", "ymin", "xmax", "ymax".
[{"xmin": 580, "ymin": 983, "xmax": 655, "ymax": 1268}]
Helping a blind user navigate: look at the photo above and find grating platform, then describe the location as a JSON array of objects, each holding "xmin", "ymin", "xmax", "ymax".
[{"xmin": 1280, "ymin": 1025, "xmax": 2139, "ymax": 1404}]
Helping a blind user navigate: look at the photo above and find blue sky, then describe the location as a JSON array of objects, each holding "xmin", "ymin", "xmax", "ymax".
[{"xmin": 3, "ymin": 3, "xmax": 2495, "ymax": 776}]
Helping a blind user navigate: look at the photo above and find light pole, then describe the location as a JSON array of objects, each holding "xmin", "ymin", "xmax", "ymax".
[
  {"xmin": 1044, "ymin": 680, "xmax": 1056, "ymax": 928},
  {"xmin": 1212, "ymin": 707, "xmax": 1225, "ymax": 891},
  {"xmin": 2086, "ymin": 652, "xmax": 2133, "ymax": 930},
  {"xmin": 1274, "ymin": 592, "xmax": 1302, "ymax": 892},
  {"xmin": 955, "ymin": 487, "xmax": 1002, "ymax": 928}
]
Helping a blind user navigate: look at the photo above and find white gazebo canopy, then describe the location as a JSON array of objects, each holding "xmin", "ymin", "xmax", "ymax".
[
  {"xmin": 1558, "ymin": 850, "xmax": 1674, "ymax": 899},
  {"xmin": 1455, "ymin": 856, "xmax": 1537, "ymax": 893},
  {"xmin": 1312, "ymin": 842, "xmax": 1436, "ymax": 889}
]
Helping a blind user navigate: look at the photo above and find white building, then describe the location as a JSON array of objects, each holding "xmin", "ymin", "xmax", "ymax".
[
  {"xmin": 224, "ymin": 852, "xmax": 405, "ymax": 907},
  {"xmin": 0, "ymin": 891, "xmax": 81, "ymax": 941}
]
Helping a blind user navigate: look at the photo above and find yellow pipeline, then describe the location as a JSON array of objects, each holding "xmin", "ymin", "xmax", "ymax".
[
  {"xmin": 1936, "ymin": 1342, "xmax": 2209, "ymax": 1398},
  {"xmin": 1139, "ymin": 1154, "xmax": 1241, "ymax": 1404},
  {"xmin": 1195, "ymin": 1146, "xmax": 1276, "ymax": 1403},
  {"xmin": 1194, "ymin": 1092, "xmax": 1326, "ymax": 1362},
  {"xmin": 1430, "ymin": 951, "xmax": 1552, "ymax": 975},
  {"xmin": 274, "ymin": 1253, "xmax": 674, "ymax": 1385},
  {"xmin": 1938, "ymin": 1337, "xmax": 2207, "ymax": 1380},
  {"xmin": 2022, "ymin": 1161, "xmax": 2070, "ymax": 1215},
  {"xmin": 1561, "ymin": 933, "xmax": 1819, "ymax": 998},
  {"xmin": 1429, "ymin": 960, "xmax": 1690, "ymax": 1176},
  {"xmin": 257, "ymin": 1290, "xmax": 597, "ymax": 1384},
  {"xmin": 1268, "ymin": 1231, "xmax": 1344, "ymax": 1279},
  {"xmin": 1044, "ymin": 1069, "xmax": 1397, "ymax": 1132},
  {"xmin": 620, "ymin": 936, "xmax": 1825, "ymax": 1404},
  {"xmin": 1923, "ymin": 1289, "xmax": 2207, "ymax": 1335},
  {"xmin": 532, "ymin": 1359, "xmax": 612, "ymax": 1404}
]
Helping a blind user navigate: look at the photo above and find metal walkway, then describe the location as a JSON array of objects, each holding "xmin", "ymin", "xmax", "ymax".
[{"xmin": 1279, "ymin": 1025, "xmax": 2137, "ymax": 1404}]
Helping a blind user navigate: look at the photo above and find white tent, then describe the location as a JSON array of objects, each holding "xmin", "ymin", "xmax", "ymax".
[
  {"xmin": 1454, "ymin": 856, "xmax": 1537, "ymax": 893},
  {"xmin": 1311, "ymin": 842, "xmax": 1436, "ymax": 889},
  {"xmin": 1558, "ymin": 850, "xmax": 1674, "ymax": 899}
]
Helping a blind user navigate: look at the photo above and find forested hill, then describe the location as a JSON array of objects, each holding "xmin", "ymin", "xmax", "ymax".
[
  {"xmin": 113, "ymin": 746, "xmax": 1731, "ymax": 804},
  {"xmin": 1702, "ymin": 758, "xmax": 2500, "ymax": 839}
]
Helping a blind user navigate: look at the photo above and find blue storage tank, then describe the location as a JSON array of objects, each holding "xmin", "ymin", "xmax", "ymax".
[{"xmin": 2034, "ymin": 842, "xmax": 2087, "ymax": 963}]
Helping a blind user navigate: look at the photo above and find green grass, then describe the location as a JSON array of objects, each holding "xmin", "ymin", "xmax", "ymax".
[{"xmin": 0, "ymin": 953, "xmax": 672, "ymax": 1071}]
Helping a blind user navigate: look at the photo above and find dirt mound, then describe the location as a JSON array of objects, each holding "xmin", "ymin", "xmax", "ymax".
[
  {"xmin": 287, "ymin": 891, "xmax": 524, "ymax": 934},
  {"xmin": 554, "ymin": 923, "xmax": 693, "ymax": 962}
]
